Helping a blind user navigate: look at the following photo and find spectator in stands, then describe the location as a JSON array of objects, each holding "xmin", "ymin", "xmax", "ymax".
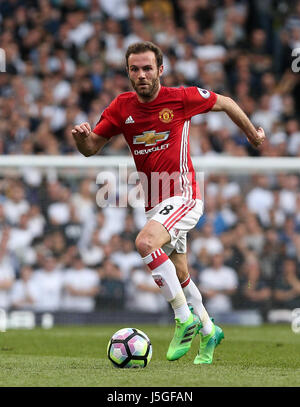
[
  {"xmin": 194, "ymin": 28, "xmax": 227, "ymax": 69},
  {"xmin": 10, "ymin": 265, "xmax": 39, "ymax": 310},
  {"xmin": 237, "ymin": 253, "xmax": 272, "ymax": 319},
  {"xmin": 248, "ymin": 28, "xmax": 273, "ymax": 76},
  {"xmin": 265, "ymin": 188, "xmax": 286, "ymax": 230},
  {"xmin": 195, "ymin": 194, "xmax": 231, "ymax": 236},
  {"xmin": 277, "ymin": 174, "xmax": 298, "ymax": 216},
  {"xmin": 0, "ymin": 0, "xmax": 299, "ymax": 316},
  {"xmin": 219, "ymin": 225, "xmax": 247, "ymax": 271},
  {"xmin": 273, "ymin": 257, "xmax": 300, "ymax": 310},
  {"xmin": 3, "ymin": 182, "xmax": 30, "ymax": 226},
  {"xmin": 191, "ymin": 220, "xmax": 223, "ymax": 257},
  {"xmin": 0, "ymin": 226, "xmax": 15, "ymax": 310},
  {"xmin": 246, "ymin": 175, "xmax": 274, "ymax": 223},
  {"xmin": 243, "ymin": 212, "xmax": 265, "ymax": 255},
  {"xmin": 191, "ymin": 244, "xmax": 211, "ymax": 274},
  {"xmin": 128, "ymin": 266, "xmax": 168, "ymax": 313},
  {"xmin": 213, "ymin": 0, "xmax": 248, "ymax": 44},
  {"xmin": 33, "ymin": 256, "xmax": 63, "ymax": 312},
  {"xmin": 97, "ymin": 258, "xmax": 125, "ymax": 310},
  {"xmin": 80, "ymin": 230, "xmax": 105, "ymax": 268},
  {"xmin": 110, "ymin": 237, "xmax": 143, "ymax": 281},
  {"xmin": 62, "ymin": 204, "xmax": 84, "ymax": 248},
  {"xmin": 120, "ymin": 213, "xmax": 139, "ymax": 241},
  {"xmin": 278, "ymin": 215, "xmax": 299, "ymax": 259},
  {"xmin": 71, "ymin": 178, "xmax": 96, "ymax": 226},
  {"xmin": 102, "ymin": 204, "xmax": 127, "ymax": 241},
  {"xmin": 295, "ymin": 195, "xmax": 300, "ymax": 232},
  {"xmin": 7, "ymin": 213, "xmax": 36, "ymax": 266},
  {"xmin": 286, "ymin": 119, "xmax": 300, "ymax": 156},
  {"xmin": 47, "ymin": 185, "xmax": 72, "ymax": 229},
  {"xmin": 50, "ymin": 230, "xmax": 69, "ymax": 265},
  {"xmin": 94, "ymin": 211, "xmax": 116, "ymax": 245},
  {"xmin": 62, "ymin": 254, "xmax": 99, "ymax": 312},
  {"xmin": 198, "ymin": 251, "xmax": 238, "ymax": 314},
  {"xmin": 174, "ymin": 43, "xmax": 198, "ymax": 84},
  {"xmin": 26, "ymin": 205, "xmax": 46, "ymax": 241},
  {"xmin": 259, "ymin": 227, "xmax": 285, "ymax": 281},
  {"xmin": 8, "ymin": 211, "xmax": 33, "ymax": 248}
]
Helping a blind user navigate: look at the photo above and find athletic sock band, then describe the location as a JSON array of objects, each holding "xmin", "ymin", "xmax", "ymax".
[
  {"xmin": 181, "ymin": 274, "xmax": 191, "ymax": 288},
  {"xmin": 182, "ymin": 277, "xmax": 213, "ymax": 335},
  {"xmin": 143, "ymin": 248, "xmax": 169, "ymax": 271},
  {"xmin": 142, "ymin": 248, "xmax": 191, "ymax": 322}
]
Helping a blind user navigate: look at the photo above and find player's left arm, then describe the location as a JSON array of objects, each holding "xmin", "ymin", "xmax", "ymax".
[{"xmin": 211, "ymin": 94, "xmax": 266, "ymax": 149}]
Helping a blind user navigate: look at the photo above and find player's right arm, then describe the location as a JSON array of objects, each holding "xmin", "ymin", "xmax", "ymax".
[
  {"xmin": 72, "ymin": 122, "xmax": 108, "ymax": 157},
  {"xmin": 211, "ymin": 94, "xmax": 266, "ymax": 149}
]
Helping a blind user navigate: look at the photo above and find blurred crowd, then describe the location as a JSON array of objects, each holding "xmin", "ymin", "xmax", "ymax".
[{"xmin": 0, "ymin": 0, "xmax": 300, "ymax": 319}]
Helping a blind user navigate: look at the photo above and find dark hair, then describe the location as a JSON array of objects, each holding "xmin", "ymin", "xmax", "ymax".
[{"xmin": 125, "ymin": 41, "xmax": 163, "ymax": 68}]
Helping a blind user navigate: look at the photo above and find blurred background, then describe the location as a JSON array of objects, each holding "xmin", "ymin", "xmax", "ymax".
[{"xmin": 0, "ymin": 0, "xmax": 300, "ymax": 328}]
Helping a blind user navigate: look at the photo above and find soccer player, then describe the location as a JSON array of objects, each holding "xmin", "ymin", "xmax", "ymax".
[{"xmin": 72, "ymin": 41, "xmax": 265, "ymax": 364}]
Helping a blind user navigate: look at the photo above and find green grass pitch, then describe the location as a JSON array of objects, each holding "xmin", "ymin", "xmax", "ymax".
[{"xmin": 0, "ymin": 324, "xmax": 299, "ymax": 387}]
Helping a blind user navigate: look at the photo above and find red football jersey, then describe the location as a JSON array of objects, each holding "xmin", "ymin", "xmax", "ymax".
[{"xmin": 93, "ymin": 86, "xmax": 217, "ymax": 211}]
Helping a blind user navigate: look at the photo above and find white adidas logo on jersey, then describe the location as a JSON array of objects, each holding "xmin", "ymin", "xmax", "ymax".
[{"xmin": 125, "ymin": 115, "xmax": 135, "ymax": 124}]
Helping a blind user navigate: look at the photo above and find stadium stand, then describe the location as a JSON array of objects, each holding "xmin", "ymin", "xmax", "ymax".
[{"xmin": 0, "ymin": 0, "xmax": 300, "ymax": 325}]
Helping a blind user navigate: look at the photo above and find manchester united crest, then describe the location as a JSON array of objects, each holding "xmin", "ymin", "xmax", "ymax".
[
  {"xmin": 154, "ymin": 276, "xmax": 164, "ymax": 287},
  {"xmin": 159, "ymin": 108, "xmax": 174, "ymax": 123}
]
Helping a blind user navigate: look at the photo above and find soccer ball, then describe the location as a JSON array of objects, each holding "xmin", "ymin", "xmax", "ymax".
[{"xmin": 107, "ymin": 327, "xmax": 152, "ymax": 368}]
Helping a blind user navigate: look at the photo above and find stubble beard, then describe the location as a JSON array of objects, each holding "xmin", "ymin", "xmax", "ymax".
[{"xmin": 131, "ymin": 75, "xmax": 160, "ymax": 102}]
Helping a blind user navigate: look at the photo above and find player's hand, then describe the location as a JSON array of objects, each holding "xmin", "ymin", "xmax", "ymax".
[
  {"xmin": 71, "ymin": 122, "xmax": 91, "ymax": 139},
  {"xmin": 249, "ymin": 127, "xmax": 266, "ymax": 148}
]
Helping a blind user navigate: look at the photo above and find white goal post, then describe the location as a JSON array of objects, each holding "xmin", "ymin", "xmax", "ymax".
[{"xmin": 0, "ymin": 155, "xmax": 299, "ymax": 173}]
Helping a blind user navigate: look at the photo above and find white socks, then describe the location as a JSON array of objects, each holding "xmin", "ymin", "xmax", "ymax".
[
  {"xmin": 181, "ymin": 275, "xmax": 213, "ymax": 335},
  {"xmin": 143, "ymin": 249, "xmax": 191, "ymax": 323},
  {"xmin": 142, "ymin": 248, "xmax": 213, "ymax": 335}
]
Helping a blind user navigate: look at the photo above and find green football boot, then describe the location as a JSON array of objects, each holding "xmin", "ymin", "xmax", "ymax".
[
  {"xmin": 193, "ymin": 320, "xmax": 224, "ymax": 365},
  {"xmin": 166, "ymin": 311, "xmax": 201, "ymax": 361}
]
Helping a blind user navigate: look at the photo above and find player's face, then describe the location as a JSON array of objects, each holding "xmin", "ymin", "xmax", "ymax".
[{"xmin": 127, "ymin": 51, "xmax": 163, "ymax": 101}]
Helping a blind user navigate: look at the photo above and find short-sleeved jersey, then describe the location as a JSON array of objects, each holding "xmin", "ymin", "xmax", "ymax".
[{"xmin": 93, "ymin": 86, "xmax": 217, "ymax": 211}]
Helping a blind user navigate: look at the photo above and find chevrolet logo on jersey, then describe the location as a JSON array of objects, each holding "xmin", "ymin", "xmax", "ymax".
[{"xmin": 133, "ymin": 131, "xmax": 170, "ymax": 146}]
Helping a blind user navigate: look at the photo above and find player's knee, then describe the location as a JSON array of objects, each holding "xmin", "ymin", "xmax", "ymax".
[{"xmin": 135, "ymin": 233, "xmax": 155, "ymax": 258}]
